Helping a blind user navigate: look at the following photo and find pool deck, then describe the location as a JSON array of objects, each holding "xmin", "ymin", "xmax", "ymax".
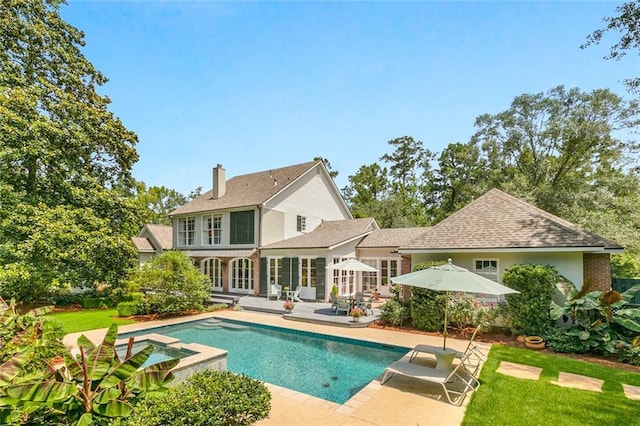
[{"xmin": 64, "ymin": 309, "xmax": 490, "ymax": 426}]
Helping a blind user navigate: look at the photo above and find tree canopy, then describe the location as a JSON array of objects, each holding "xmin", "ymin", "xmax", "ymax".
[
  {"xmin": 0, "ymin": 0, "xmax": 142, "ymax": 302},
  {"xmin": 583, "ymin": 1, "xmax": 640, "ymax": 93}
]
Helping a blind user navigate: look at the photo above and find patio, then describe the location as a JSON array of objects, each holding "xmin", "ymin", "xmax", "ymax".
[{"xmin": 237, "ymin": 295, "xmax": 382, "ymax": 328}]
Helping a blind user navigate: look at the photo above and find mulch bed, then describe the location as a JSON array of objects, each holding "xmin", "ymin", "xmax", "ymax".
[{"xmin": 369, "ymin": 320, "xmax": 640, "ymax": 373}]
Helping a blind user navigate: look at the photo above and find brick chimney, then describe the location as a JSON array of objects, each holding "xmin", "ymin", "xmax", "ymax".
[{"xmin": 212, "ymin": 164, "xmax": 226, "ymax": 199}]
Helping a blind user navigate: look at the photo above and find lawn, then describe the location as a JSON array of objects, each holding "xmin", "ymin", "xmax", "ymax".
[
  {"xmin": 463, "ymin": 345, "xmax": 640, "ymax": 426},
  {"xmin": 46, "ymin": 308, "xmax": 136, "ymax": 334}
]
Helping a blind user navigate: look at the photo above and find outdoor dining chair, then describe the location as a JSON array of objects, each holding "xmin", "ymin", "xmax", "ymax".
[{"xmin": 335, "ymin": 296, "xmax": 350, "ymax": 315}]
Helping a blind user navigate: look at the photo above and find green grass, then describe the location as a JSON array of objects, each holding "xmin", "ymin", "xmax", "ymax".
[
  {"xmin": 463, "ymin": 345, "xmax": 640, "ymax": 426},
  {"xmin": 46, "ymin": 308, "xmax": 136, "ymax": 334}
]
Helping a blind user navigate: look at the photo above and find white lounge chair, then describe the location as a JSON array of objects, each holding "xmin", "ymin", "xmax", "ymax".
[
  {"xmin": 266, "ymin": 285, "xmax": 281, "ymax": 301},
  {"xmin": 381, "ymin": 351, "xmax": 480, "ymax": 406},
  {"xmin": 408, "ymin": 327, "xmax": 485, "ymax": 377}
]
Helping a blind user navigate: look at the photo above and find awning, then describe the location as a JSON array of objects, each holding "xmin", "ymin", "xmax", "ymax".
[{"xmin": 183, "ymin": 249, "xmax": 257, "ymax": 258}]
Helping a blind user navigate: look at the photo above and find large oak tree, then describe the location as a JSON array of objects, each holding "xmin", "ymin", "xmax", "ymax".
[{"xmin": 0, "ymin": 0, "xmax": 142, "ymax": 302}]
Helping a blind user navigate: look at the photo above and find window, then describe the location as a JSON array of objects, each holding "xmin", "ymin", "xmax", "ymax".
[
  {"xmin": 361, "ymin": 259, "xmax": 378, "ymax": 293},
  {"xmin": 297, "ymin": 215, "xmax": 306, "ymax": 232},
  {"xmin": 474, "ymin": 259, "xmax": 499, "ymax": 282},
  {"xmin": 300, "ymin": 257, "xmax": 316, "ymax": 288},
  {"xmin": 268, "ymin": 258, "xmax": 283, "ymax": 286},
  {"xmin": 230, "ymin": 210, "xmax": 255, "ymax": 244},
  {"xmin": 332, "ymin": 257, "xmax": 355, "ymax": 295},
  {"xmin": 177, "ymin": 217, "xmax": 195, "ymax": 246},
  {"xmin": 202, "ymin": 214, "xmax": 222, "ymax": 245},
  {"xmin": 202, "ymin": 258, "xmax": 223, "ymax": 290},
  {"xmin": 380, "ymin": 259, "xmax": 399, "ymax": 288},
  {"xmin": 230, "ymin": 258, "xmax": 253, "ymax": 292}
]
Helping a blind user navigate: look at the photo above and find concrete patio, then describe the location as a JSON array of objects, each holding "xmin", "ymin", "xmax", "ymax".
[{"xmin": 236, "ymin": 295, "xmax": 382, "ymax": 328}]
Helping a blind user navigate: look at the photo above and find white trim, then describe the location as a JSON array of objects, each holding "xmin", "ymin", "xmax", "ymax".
[{"xmin": 328, "ymin": 231, "xmax": 375, "ymax": 251}]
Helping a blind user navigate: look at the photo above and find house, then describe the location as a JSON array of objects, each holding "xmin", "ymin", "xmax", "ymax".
[
  {"xmin": 399, "ymin": 188, "xmax": 622, "ymax": 293},
  {"xmin": 131, "ymin": 224, "xmax": 173, "ymax": 265},
  {"xmin": 135, "ymin": 161, "xmax": 621, "ymax": 302},
  {"xmin": 168, "ymin": 161, "xmax": 354, "ymax": 300}
]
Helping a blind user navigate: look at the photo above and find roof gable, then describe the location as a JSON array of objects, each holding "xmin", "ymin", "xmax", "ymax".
[
  {"xmin": 170, "ymin": 161, "xmax": 325, "ymax": 215},
  {"xmin": 262, "ymin": 218, "xmax": 378, "ymax": 249},
  {"xmin": 403, "ymin": 189, "xmax": 621, "ymax": 251},
  {"xmin": 358, "ymin": 227, "xmax": 428, "ymax": 248}
]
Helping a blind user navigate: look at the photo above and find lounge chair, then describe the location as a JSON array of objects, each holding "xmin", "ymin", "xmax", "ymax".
[
  {"xmin": 335, "ymin": 296, "xmax": 349, "ymax": 315},
  {"xmin": 329, "ymin": 293, "xmax": 338, "ymax": 311},
  {"xmin": 380, "ymin": 351, "xmax": 480, "ymax": 406},
  {"xmin": 408, "ymin": 327, "xmax": 485, "ymax": 376}
]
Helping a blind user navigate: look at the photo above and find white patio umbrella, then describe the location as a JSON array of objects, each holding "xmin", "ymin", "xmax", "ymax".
[
  {"xmin": 391, "ymin": 259, "xmax": 519, "ymax": 349},
  {"xmin": 325, "ymin": 258, "xmax": 378, "ymax": 272},
  {"xmin": 326, "ymin": 258, "xmax": 377, "ymax": 296}
]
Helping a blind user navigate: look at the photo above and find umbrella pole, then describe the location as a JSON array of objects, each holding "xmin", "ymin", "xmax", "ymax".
[{"xmin": 443, "ymin": 291, "xmax": 449, "ymax": 350}]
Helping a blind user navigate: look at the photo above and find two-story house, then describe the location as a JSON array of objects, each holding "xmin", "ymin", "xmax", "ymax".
[{"xmin": 168, "ymin": 161, "xmax": 355, "ymax": 298}]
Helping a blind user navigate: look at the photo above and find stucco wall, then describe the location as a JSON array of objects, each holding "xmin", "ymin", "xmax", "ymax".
[{"xmin": 410, "ymin": 251, "xmax": 585, "ymax": 289}]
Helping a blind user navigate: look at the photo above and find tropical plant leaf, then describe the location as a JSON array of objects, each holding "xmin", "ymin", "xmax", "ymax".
[
  {"xmin": 599, "ymin": 290, "xmax": 623, "ymax": 306},
  {"xmin": 5, "ymin": 380, "xmax": 78, "ymax": 403},
  {"xmin": 100, "ymin": 344, "xmax": 154, "ymax": 389},
  {"xmin": 613, "ymin": 309, "xmax": 640, "ymax": 332},
  {"xmin": 63, "ymin": 351, "xmax": 83, "ymax": 380},
  {"xmin": 77, "ymin": 412, "xmax": 93, "ymax": 426},
  {"xmin": 549, "ymin": 302, "xmax": 565, "ymax": 320},
  {"xmin": 128, "ymin": 359, "xmax": 178, "ymax": 391},
  {"xmin": 556, "ymin": 276, "xmax": 578, "ymax": 299},
  {"xmin": 0, "ymin": 352, "xmax": 28, "ymax": 386},
  {"xmin": 579, "ymin": 330, "xmax": 590, "ymax": 340},
  {"xmin": 93, "ymin": 398, "xmax": 133, "ymax": 418},
  {"xmin": 77, "ymin": 334, "xmax": 97, "ymax": 359},
  {"xmin": 84, "ymin": 325, "xmax": 118, "ymax": 381},
  {"xmin": 617, "ymin": 284, "xmax": 640, "ymax": 306}
]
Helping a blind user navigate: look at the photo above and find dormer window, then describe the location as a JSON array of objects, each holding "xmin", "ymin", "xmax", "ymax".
[{"xmin": 297, "ymin": 215, "xmax": 306, "ymax": 232}]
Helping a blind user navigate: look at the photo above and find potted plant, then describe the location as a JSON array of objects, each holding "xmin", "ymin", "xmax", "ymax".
[
  {"xmin": 349, "ymin": 307, "xmax": 366, "ymax": 322},
  {"xmin": 283, "ymin": 300, "xmax": 294, "ymax": 313}
]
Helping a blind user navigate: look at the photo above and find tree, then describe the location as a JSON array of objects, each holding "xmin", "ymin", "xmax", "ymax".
[
  {"xmin": 134, "ymin": 182, "xmax": 189, "ymax": 226},
  {"xmin": 583, "ymin": 1, "xmax": 640, "ymax": 93},
  {"xmin": 469, "ymin": 86, "xmax": 639, "ymax": 214},
  {"xmin": 341, "ymin": 163, "xmax": 389, "ymax": 218},
  {"xmin": 126, "ymin": 251, "xmax": 210, "ymax": 314},
  {"xmin": 314, "ymin": 156, "xmax": 339, "ymax": 179},
  {"xmin": 0, "ymin": 0, "xmax": 141, "ymax": 302}
]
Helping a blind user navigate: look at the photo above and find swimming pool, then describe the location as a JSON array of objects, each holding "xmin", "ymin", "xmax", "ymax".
[{"xmin": 121, "ymin": 318, "xmax": 408, "ymax": 404}]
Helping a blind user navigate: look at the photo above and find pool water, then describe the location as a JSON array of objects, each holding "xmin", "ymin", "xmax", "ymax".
[
  {"xmin": 122, "ymin": 318, "xmax": 407, "ymax": 404},
  {"xmin": 116, "ymin": 341, "xmax": 195, "ymax": 369}
]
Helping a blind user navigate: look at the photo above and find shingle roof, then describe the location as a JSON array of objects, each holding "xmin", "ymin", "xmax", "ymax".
[
  {"xmin": 358, "ymin": 227, "xmax": 428, "ymax": 248},
  {"xmin": 170, "ymin": 161, "xmax": 320, "ymax": 215},
  {"xmin": 131, "ymin": 237, "xmax": 154, "ymax": 252},
  {"xmin": 402, "ymin": 189, "xmax": 622, "ymax": 250},
  {"xmin": 145, "ymin": 224, "xmax": 173, "ymax": 250},
  {"xmin": 261, "ymin": 218, "xmax": 378, "ymax": 249}
]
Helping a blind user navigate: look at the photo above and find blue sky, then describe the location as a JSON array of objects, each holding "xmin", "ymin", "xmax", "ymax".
[{"xmin": 61, "ymin": 1, "xmax": 633, "ymax": 194}]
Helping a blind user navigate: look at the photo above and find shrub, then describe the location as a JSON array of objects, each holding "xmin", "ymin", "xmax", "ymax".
[
  {"xmin": 379, "ymin": 299, "xmax": 410, "ymax": 326},
  {"xmin": 543, "ymin": 327, "xmax": 592, "ymax": 354},
  {"xmin": 117, "ymin": 301, "xmax": 139, "ymax": 317},
  {"xmin": 410, "ymin": 288, "xmax": 445, "ymax": 331},
  {"xmin": 503, "ymin": 264, "xmax": 558, "ymax": 336},
  {"xmin": 126, "ymin": 370, "xmax": 271, "ymax": 426},
  {"xmin": 126, "ymin": 251, "xmax": 210, "ymax": 315},
  {"xmin": 80, "ymin": 296, "xmax": 112, "ymax": 309}
]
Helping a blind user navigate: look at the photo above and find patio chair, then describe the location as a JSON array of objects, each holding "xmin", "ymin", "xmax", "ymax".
[
  {"xmin": 292, "ymin": 286, "xmax": 303, "ymax": 303},
  {"xmin": 335, "ymin": 296, "xmax": 349, "ymax": 315},
  {"xmin": 330, "ymin": 293, "xmax": 338, "ymax": 311},
  {"xmin": 266, "ymin": 285, "xmax": 281, "ymax": 301},
  {"xmin": 380, "ymin": 351, "xmax": 480, "ymax": 406}
]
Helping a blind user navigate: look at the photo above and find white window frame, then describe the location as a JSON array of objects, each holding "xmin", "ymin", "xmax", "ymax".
[
  {"xmin": 177, "ymin": 217, "xmax": 196, "ymax": 246},
  {"xmin": 299, "ymin": 257, "xmax": 317, "ymax": 289},
  {"xmin": 230, "ymin": 258, "xmax": 254, "ymax": 293},
  {"xmin": 474, "ymin": 258, "xmax": 500, "ymax": 283},
  {"xmin": 268, "ymin": 257, "xmax": 283, "ymax": 287},
  {"xmin": 360, "ymin": 258, "xmax": 378, "ymax": 293},
  {"xmin": 202, "ymin": 213, "xmax": 222, "ymax": 245},
  {"xmin": 202, "ymin": 258, "xmax": 223, "ymax": 290}
]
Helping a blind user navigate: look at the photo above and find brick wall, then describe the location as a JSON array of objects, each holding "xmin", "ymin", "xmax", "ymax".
[{"xmin": 583, "ymin": 253, "xmax": 612, "ymax": 292}]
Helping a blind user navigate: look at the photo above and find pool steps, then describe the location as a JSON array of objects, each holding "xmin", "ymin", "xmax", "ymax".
[{"xmin": 195, "ymin": 319, "xmax": 248, "ymax": 331}]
